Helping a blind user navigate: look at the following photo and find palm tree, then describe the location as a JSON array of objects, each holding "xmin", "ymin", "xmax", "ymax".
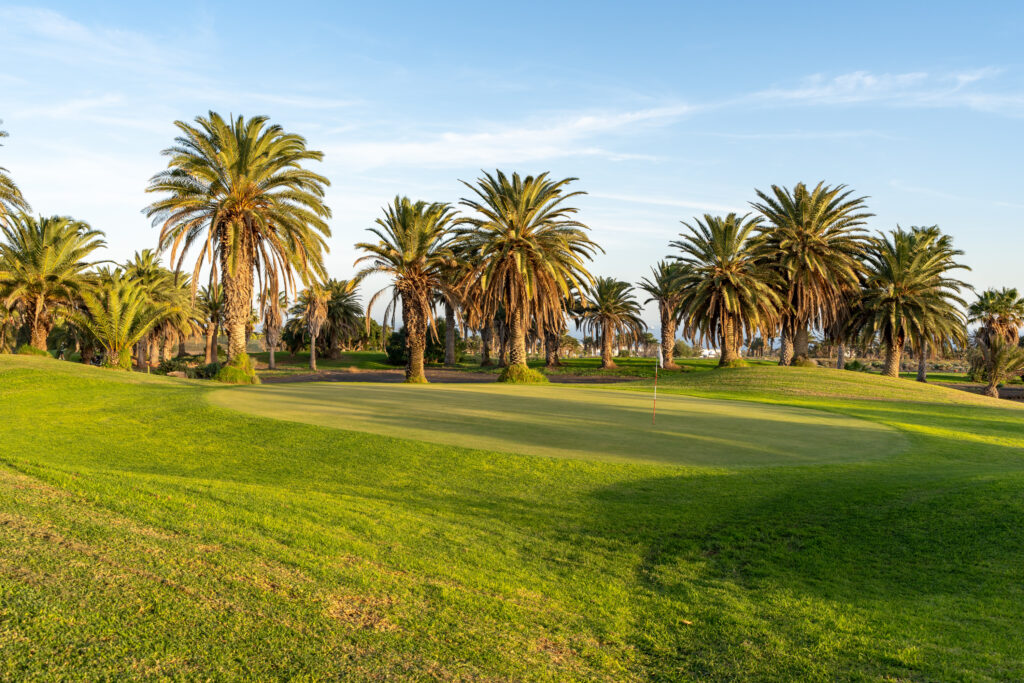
[
  {"xmin": 849, "ymin": 228, "xmax": 968, "ymax": 378},
  {"xmin": 297, "ymin": 285, "xmax": 329, "ymax": 371},
  {"xmin": 969, "ymin": 287, "xmax": 1024, "ymax": 346},
  {"xmin": 197, "ymin": 284, "xmax": 224, "ymax": 364},
  {"xmin": 576, "ymin": 277, "xmax": 646, "ymax": 368},
  {"xmin": 0, "ymin": 123, "xmax": 30, "ymax": 227},
  {"xmin": 638, "ymin": 260, "xmax": 686, "ymax": 370},
  {"xmin": 0, "ymin": 214, "xmax": 105, "ymax": 350},
  {"xmin": 71, "ymin": 269, "xmax": 166, "ymax": 369},
  {"xmin": 456, "ymin": 170, "xmax": 600, "ymax": 382},
  {"xmin": 260, "ymin": 282, "xmax": 287, "ymax": 370},
  {"xmin": 355, "ymin": 196, "xmax": 456, "ymax": 383},
  {"xmin": 978, "ymin": 336, "xmax": 1024, "ymax": 398},
  {"xmin": 751, "ymin": 182, "xmax": 871, "ymax": 364},
  {"xmin": 671, "ymin": 213, "xmax": 782, "ymax": 366},
  {"xmin": 144, "ymin": 112, "xmax": 331, "ymax": 361},
  {"xmin": 903, "ymin": 226, "xmax": 971, "ymax": 382},
  {"xmin": 323, "ymin": 278, "xmax": 363, "ymax": 358}
]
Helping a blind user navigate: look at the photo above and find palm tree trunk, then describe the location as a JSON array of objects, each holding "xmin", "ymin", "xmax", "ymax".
[
  {"xmin": 177, "ymin": 337, "xmax": 188, "ymax": 358},
  {"xmin": 793, "ymin": 325, "xmax": 809, "ymax": 362},
  {"xmin": 778, "ymin": 324, "xmax": 793, "ymax": 366},
  {"xmin": 836, "ymin": 342, "xmax": 845, "ymax": 370},
  {"xmin": 309, "ymin": 331, "xmax": 318, "ymax": 371},
  {"xmin": 403, "ymin": 298, "xmax": 428, "ymax": 383},
  {"xmin": 985, "ymin": 380, "xmax": 1000, "ymax": 398},
  {"xmin": 498, "ymin": 328, "xmax": 508, "ymax": 367},
  {"xmin": 221, "ymin": 242, "xmax": 254, "ymax": 361},
  {"xmin": 162, "ymin": 335, "xmax": 174, "ymax": 363},
  {"xmin": 719, "ymin": 316, "xmax": 740, "ymax": 366},
  {"xmin": 444, "ymin": 303, "xmax": 456, "ymax": 365},
  {"xmin": 601, "ymin": 326, "xmax": 616, "ymax": 369},
  {"xmin": 508, "ymin": 308, "xmax": 528, "ymax": 368},
  {"xmin": 266, "ymin": 328, "xmax": 279, "ymax": 370},
  {"xmin": 661, "ymin": 313, "xmax": 679, "ymax": 370},
  {"xmin": 916, "ymin": 342, "xmax": 928, "ymax": 383},
  {"xmin": 544, "ymin": 329, "xmax": 561, "ymax": 368},
  {"xmin": 480, "ymin": 324, "xmax": 493, "ymax": 366},
  {"xmin": 882, "ymin": 341, "xmax": 902, "ymax": 378},
  {"xmin": 30, "ymin": 320, "xmax": 48, "ymax": 351}
]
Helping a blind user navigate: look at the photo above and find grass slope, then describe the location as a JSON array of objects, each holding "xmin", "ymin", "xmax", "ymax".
[
  {"xmin": 1, "ymin": 356, "xmax": 1023, "ymax": 680},
  {"xmin": 210, "ymin": 383, "xmax": 904, "ymax": 467}
]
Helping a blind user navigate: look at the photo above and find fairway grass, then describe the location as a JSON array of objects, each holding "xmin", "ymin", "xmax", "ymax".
[
  {"xmin": 2, "ymin": 355, "xmax": 1024, "ymax": 680},
  {"xmin": 210, "ymin": 383, "xmax": 906, "ymax": 466}
]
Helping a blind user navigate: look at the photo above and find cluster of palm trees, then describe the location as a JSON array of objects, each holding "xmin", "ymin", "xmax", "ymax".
[{"xmin": 3, "ymin": 113, "xmax": 1021, "ymax": 393}]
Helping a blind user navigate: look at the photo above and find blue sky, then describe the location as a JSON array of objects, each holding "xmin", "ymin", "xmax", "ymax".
[{"xmin": 1, "ymin": 1, "xmax": 1022, "ymax": 326}]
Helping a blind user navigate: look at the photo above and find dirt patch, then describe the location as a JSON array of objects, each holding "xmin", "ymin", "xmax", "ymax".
[{"xmin": 327, "ymin": 592, "xmax": 398, "ymax": 631}]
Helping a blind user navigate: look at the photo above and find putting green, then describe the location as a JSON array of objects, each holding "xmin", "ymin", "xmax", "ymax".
[{"xmin": 209, "ymin": 382, "xmax": 907, "ymax": 467}]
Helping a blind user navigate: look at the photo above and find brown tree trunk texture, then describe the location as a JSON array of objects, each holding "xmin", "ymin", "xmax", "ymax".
[
  {"xmin": 444, "ymin": 303, "xmax": 456, "ymax": 365},
  {"xmin": 309, "ymin": 330, "xmax": 318, "ymax": 371},
  {"xmin": 601, "ymin": 326, "xmax": 616, "ymax": 369},
  {"xmin": 177, "ymin": 338, "xmax": 188, "ymax": 358},
  {"xmin": 221, "ymin": 241, "xmax": 254, "ymax": 361},
  {"xmin": 544, "ymin": 329, "xmax": 561, "ymax": 368},
  {"xmin": 916, "ymin": 342, "xmax": 928, "ymax": 383},
  {"xmin": 792, "ymin": 325, "xmax": 810, "ymax": 362},
  {"xmin": 162, "ymin": 335, "xmax": 174, "ymax": 363},
  {"xmin": 719, "ymin": 316, "xmax": 740, "ymax": 365},
  {"xmin": 205, "ymin": 324, "xmax": 218, "ymax": 365},
  {"xmin": 660, "ymin": 313, "xmax": 679, "ymax": 370},
  {"xmin": 30, "ymin": 320, "xmax": 48, "ymax": 351},
  {"xmin": 266, "ymin": 329, "xmax": 279, "ymax": 370},
  {"xmin": 81, "ymin": 344, "xmax": 95, "ymax": 365},
  {"xmin": 836, "ymin": 342, "xmax": 845, "ymax": 369},
  {"xmin": 778, "ymin": 323, "xmax": 794, "ymax": 366},
  {"xmin": 882, "ymin": 341, "xmax": 902, "ymax": 378},
  {"xmin": 134, "ymin": 340, "xmax": 144, "ymax": 368},
  {"xmin": 403, "ymin": 298, "xmax": 427, "ymax": 382},
  {"xmin": 508, "ymin": 307, "xmax": 529, "ymax": 368},
  {"xmin": 480, "ymin": 324, "xmax": 493, "ymax": 366},
  {"xmin": 985, "ymin": 381, "xmax": 1000, "ymax": 398},
  {"xmin": 498, "ymin": 328, "xmax": 508, "ymax": 367},
  {"xmin": 148, "ymin": 337, "xmax": 159, "ymax": 371}
]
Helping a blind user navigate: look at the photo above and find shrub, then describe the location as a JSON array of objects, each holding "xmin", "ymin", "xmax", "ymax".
[
  {"xmin": 189, "ymin": 362, "xmax": 222, "ymax": 380},
  {"xmin": 16, "ymin": 344, "xmax": 50, "ymax": 357},
  {"xmin": 214, "ymin": 353, "xmax": 260, "ymax": 385},
  {"xmin": 385, "ymin": 323, "xmax": 465, "ymax": 367},
  {"xmin": 673, "ymin": 340, "xmax": 696, "ymax": 358},
  {"xmin": 155, "ymin": 357, "xmax": 191, "ymax": 376},
  {"xmin": 498, "ymin": 364, "xmax": 548, "ymax": 384}
]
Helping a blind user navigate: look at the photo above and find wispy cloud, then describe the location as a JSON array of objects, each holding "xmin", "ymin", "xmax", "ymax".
[
  {"xmin": 322, "ymin": 104, "xmax": 694, "ymax": 168},
  {"xmin": 588, "ymin": 192, "xmax": 740, "ymax": 214}
]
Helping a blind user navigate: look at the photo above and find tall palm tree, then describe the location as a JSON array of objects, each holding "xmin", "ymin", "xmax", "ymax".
[
  {"xmin": 71, "ymin": 269, "xmax": 165, "ymax": 369},
  {"xmin": 323, "ymin": 278, "xmax": 363, "ymax": 358},
  {"xmin": 456, "ymin": 170, "xmax": 600, "ymax": 382},
  {"xmin": 576, "ymin": 277, "xmax": 646, "ymax": 368},
  {"xmin": 969, "ymin": 287, "xmax": 1024, "ymax": 346},
  {"xmin": 751, "ymin": 182, "xmax": 871, "ymax": 364},
  {"xmin": 0, "ymin": 123, "xmax": 31, "ymax": 227},
  {"xmin": 355, "ymin": 196, "xmax": 456, "ymax": 383},
  {"xmin": 671, "ymin": 213, "xmax": 782, "ymax": 366},
  {"xmin": 144, "ymin": 112, "xmax": 331, "ymax": 361},
  {"xmin": 903, "ymin": 226, "xmax": 971, "ymax": 382},
  {"xmin": 298, "ymin": 284, "xmax": 329, "ymax": 371},
  {"xmin": 260, "ymin": 281, "xmax": 287, "ymax": 370},
  {"xmin": 638, "ymin": 260, "xmax": 687, "ymax": 370},
  {"xmin": 197, "ymin": 284, "xmax": 223, "ymax": 364},
  {"xmin": 0, "ymin": 214, "xmax": 105, "ymax": 350},
  {"xmin": 849, "ymin": 228, "xmax": 968, "ymax": 378}
]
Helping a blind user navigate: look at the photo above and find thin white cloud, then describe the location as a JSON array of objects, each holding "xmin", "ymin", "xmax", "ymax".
[{"xmin": 589, "ymin": 192, "xmax": 741, "ymax": 214}]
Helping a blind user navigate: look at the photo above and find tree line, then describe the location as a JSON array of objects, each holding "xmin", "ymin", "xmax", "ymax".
[{"xmin": 1, "ymin": 114, "xmax": 1022, "ymax": 395}]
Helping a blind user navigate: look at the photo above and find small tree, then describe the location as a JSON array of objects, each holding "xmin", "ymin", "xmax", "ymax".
[{"xmin": 979, "ymin": 336, "xmax": 1024, "ymax": 398}]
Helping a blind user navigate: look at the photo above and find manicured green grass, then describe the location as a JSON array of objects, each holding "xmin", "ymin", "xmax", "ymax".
[
  {"xmin": 252, "ymin": 349, "xmax": 395, "ymax": 376},
  {"xmin": 2, "ymin": 355, "xmax": 1024, "ymax": 680},
  {"xmin": 211, "ymin": 383, "xmax": 904, "ymax": 467}
]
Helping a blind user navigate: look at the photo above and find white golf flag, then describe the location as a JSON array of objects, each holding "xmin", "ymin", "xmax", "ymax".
[{"xmin": 657, "ymin": 345, "xmax": 663, "ymax": 369}]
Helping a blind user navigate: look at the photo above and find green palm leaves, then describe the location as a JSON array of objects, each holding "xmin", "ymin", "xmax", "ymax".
[
  {"xmin": 969, "ymin": 287, "xmax": 1024, "ymax": 345},
  {"xmin": 671, "ymin": 213, "xmax": 781, "ymax": 366},
  {"xmin": 356, "ymin": 197, "xmax": 456, "ymax": 382},
  {"xmin": 456, "ymin": 170, "xmax": 599, "ymax": 377},
  {"xmin": 71, "ymin": 271, "xmax": 164, "ymax": 369},
  {"xmin": 751, "ymin": 182, "xmax": 871, "ymax": 363},
  {"xmin": 849, "ymin": 227, "xmax": 969, "ymax": 377},
  {"xmin": 638, "ymin": 260, "xmax": 687, "ymax": 369},
  {"xmin": 576, "ymin": 277, "xmax": 646, "ymax": 368},
  {"xmin": 0, "ymin": 214, "xmax": 106, "ymax": 350},
  {"xmin": 145, "ymin": 112, "xmax": 331, "ymax": 360}
]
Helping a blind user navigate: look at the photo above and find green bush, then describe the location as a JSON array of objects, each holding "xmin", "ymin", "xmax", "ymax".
[
  {"xmin": 385, "ymin": 322, "xmax": 466, "ymax": 367},
  {"xmin": 673, "ymin": 340, "xmax": 696, "ymax": 358},
  {"xmin": 155, "ymin": 357, "xmax": 190, "ymax": 375},
  {"xmin": 498, "ymin": 364, "xmax": 548, "ymax": 384},
  {"xmin": 844, "ymin": 359, "xmax": 871, "ymax": 372},
  {"xmin": 16, "ymin": 344, "xmax": 50, "ymax": 357},
  {"xmin": 214, "ymin": 353, "xmax": 260, "ymax": 385},
  {"xmin": 189, "ymin": 362, "xmax": 222, "ymax": 380}
]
